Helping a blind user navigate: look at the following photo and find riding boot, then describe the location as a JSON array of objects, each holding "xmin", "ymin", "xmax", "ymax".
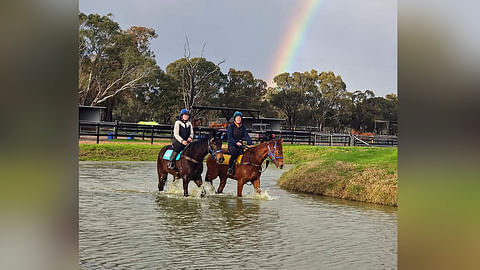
[
  {"xmin": 168, "ymin": 151, "xmax": 177, "ymax": 169},
  {"xmin": 227, "ymin": 158, "xmax": 235, "ymax": 176}
]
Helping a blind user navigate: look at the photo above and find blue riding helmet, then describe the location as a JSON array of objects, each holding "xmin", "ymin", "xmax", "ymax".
[
  {"xmin": 179, "ymin": 109, "xmax": 190, "ymax": 118},
  {"xmin": 233, "ymin": 111, "xmax": 242, "ymax": 119}
]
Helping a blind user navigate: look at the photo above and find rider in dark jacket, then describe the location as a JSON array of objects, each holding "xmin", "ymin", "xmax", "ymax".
[
  {"xmin": 226, "ymin": 111, "xmax": 253, "ymax": 176},
  {"xmin": 169, "ymin": 109, "xmax": 193, "ymax": 169}
]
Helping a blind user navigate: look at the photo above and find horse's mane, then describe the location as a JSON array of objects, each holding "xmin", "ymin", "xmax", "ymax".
[
  {"xmin": 185, "ymin": 135, "xmax": 220, "ymax": 154},
  {"xmin": 190, "ymin": 136, "xmax": 209, "ymax": 146},
  {"xmin": 246, "ymin": 139, "xmax": 278, "ymax": 153}
]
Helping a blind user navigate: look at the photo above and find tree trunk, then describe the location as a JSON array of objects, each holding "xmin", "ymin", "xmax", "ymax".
[{"xmin": 104, "ymin": 106, "xmax": 113, "ymax": 122}]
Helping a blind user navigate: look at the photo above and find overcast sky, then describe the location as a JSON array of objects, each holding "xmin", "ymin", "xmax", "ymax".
[{"xmin": 79, "ymin": 0, "xmax": 397, "ymax": 96}]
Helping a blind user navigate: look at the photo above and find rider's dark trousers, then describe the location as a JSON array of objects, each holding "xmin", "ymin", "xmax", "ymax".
[
  {"xmin": 228, "ymin": 144, "xmax": 241, "ymax": 169},
  {"xmin": 172, "ymin": 140, "xmax": 186, "ymax": 153}
]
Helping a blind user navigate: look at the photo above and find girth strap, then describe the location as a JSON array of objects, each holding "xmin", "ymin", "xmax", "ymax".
[{"xmin": 183, "ymin": 156, "xmax": 201, "ymax": 164}]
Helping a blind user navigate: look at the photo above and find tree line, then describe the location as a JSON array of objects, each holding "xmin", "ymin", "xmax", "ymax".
[{"xmin": 79, "ymin": 13, "xmax": 397, "ymax": 134}]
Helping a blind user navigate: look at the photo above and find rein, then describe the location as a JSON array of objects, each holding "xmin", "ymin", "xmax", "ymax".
[
  {"xmin": 237, "ymin": 141, "xmax": 282, "ymax": 173},
  {"xmin": 179, "ymin": 143, "xmax": 201, "ymax": 163},
  {"xmin": 180, "ymin": 138, "xmax": 223, "ymax": 164}
]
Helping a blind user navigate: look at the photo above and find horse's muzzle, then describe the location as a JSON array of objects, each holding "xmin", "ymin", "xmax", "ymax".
[{"xmin": 218, "ymin": 157, "xmax": 225, "ymax": 163}]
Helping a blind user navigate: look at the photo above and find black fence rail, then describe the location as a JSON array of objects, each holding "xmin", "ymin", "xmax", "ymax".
[
  {"xmin": 79, "ymin": 121, "xmax": 398, "ymax": 147},
  {"xmin": 79, "ymin": 121, "xmax": 217, "ymax": 144}
]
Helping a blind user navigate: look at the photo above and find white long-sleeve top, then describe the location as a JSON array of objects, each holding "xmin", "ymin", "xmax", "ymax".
[{"xmin": 173, "ymin": 120, "xmax": 194, "ymax": 143}]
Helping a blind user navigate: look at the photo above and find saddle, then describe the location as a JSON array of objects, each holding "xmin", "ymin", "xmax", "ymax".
[
  {"xmin": 211, "ymin": 153, "xmax": 243, "ymax": 166},
  {"xmin": 209, "ymin": 145, "xmax": 250, "ymax": 165},
  {"xmin": 162, "ymin": 149, "xmax": 183, "ymax": 161}
]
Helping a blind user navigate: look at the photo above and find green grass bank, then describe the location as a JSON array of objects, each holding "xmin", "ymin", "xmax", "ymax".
[
  {"xmin": 279, "ymin": 145, "xmax": 397, "ymax": 206},
  {"xmin": 79, "ymin": 142, "xmax": 397, "ymax": 206}
]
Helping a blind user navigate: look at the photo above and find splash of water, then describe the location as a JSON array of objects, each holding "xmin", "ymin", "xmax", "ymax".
[
  {"xmin": 245, "ymin": 189, "xmax": 277, "ymax": 201},
  {"xmin": 166, "ymin": 179, "xmax": 184, "ymax": 195},
  {"xmin": 164, "ymin": 180, "xmax": 208, "ymax": 198},
  {"xmin": 162, "ymin": 179, "xmax": 276, "ymax": 200},
  {"xmin": 202, "ymin": 182, "xmax": 217, "ymax": 196}
]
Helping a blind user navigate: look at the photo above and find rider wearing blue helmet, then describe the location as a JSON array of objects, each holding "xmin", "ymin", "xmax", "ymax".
[
  {"xmin": 169, "ymin": 109, "xmax": 194, "ymax": 169},
  {"xmin": 226, "ymin": 111, "xmax": 253, "ymax": 176}
]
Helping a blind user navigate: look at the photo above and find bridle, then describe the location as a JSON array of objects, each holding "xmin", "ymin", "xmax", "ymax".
[
  {"xmin": 267, "ymin": 140, "xmax": 283, "ymax": 165},
  {"xmin": 180, "ymin": 138, "xmax": 223, "ymax": 164},
  {"xmin": 208, "ymin": 137, "xmax": 223, "ymax": 160}
]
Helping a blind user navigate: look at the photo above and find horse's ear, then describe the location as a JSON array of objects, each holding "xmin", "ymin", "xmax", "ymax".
[{"xmin": 279, "ymin": 138, "xmax": 283, "ymax": 143}]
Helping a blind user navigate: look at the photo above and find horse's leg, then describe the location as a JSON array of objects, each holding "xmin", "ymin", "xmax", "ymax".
[
  {"xmin": 194, "ymin": 178, "xmax": 202, "ymax": 187},
  {"xmin": 182, "ymin": 176, "xmax": 189, "ymax": 197},
  {"xmin": 252, "ymin": 177, "xmax": 262, "ymax": 194},
  {"xmin": 158, "ymin": 172, "xmax": 167, "ymax": 191},
  {"xmin": 157, "ymin": 156, "xmax": 168, "ymax": 191},
  {"xmin": 217, "ymin": 174, "xmax": 227, "ymax": 194},
  {"xmin": 237, "ymin": 179, "xmax": 244, "ymax": 197},
  {"xmin": 205, "ymin": 171, "xmax": 215, "ymax": 188},
  {"xmin": 205, "ymin": 158, "xmax": 217, "ymax": 187}
]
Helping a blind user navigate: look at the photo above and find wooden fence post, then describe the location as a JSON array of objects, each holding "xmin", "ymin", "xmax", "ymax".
[
  {"xmin": 114, "ymin": 120, "xmax": 118, "ymax": 139},
  {"xmin": 329, "ymin": 133, "xmax": 333, "ymax": 146},
  {"xmin": 96, "ymin": 123, "xmax": 100, "ymax": 144},
  {"xmin": 151, "ymin": 125, "xmax": 154, "ymax": 144}
]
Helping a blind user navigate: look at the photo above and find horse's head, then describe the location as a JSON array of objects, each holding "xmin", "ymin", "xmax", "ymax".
[
  {"xmin": 266, "ymin": 138, "xmax": 284, "ymax": 169},
  {"xmin": 209, "ymin": 134, "xmax": 225, "ymax": 164}
]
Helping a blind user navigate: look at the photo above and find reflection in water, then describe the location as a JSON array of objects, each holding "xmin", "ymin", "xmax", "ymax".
[{"xmin": 80, "ymin": 161, "xmax": 397, "ymax": 269}]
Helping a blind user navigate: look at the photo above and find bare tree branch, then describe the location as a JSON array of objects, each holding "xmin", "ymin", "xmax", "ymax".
[
  {"xmin": 200, "ymin": 42, "xmax": 207, "ymax": 58},
  {"xmin": 184, "ymin": 36, "xmax": 191, "ymax": 59}
]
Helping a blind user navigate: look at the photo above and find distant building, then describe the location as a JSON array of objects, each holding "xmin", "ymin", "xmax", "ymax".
[
  {"xmin": 241, "ymin": 117, "xmax": 285, "ymax": 131},
  {"xmin": 79, "ymin": 105, "xmax": 105, "ymax": 122}
]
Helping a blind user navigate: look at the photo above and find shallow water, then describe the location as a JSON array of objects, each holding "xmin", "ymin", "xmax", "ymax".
[{"xmin": 79, "ymin": 161, "xmax": 397, "ymax": 269}]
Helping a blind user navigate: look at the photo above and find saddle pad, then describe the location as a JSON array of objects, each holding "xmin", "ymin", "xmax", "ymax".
[
  {"xmin": 209, "ymin": 153, "xmax": 243, "ymax": 165},
  {"xmin": 163, "ymin": 149, "xmax": 181, "ymax": 161}
]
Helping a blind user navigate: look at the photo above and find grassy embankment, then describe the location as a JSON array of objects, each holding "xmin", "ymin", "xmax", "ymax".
[
  {"xmin": 79, "ymin": 141, "xmax": 397, "ymax": 206},
  {"xmin": 280, "ymin": 145, "xmax": 397, "ymax": 206}
]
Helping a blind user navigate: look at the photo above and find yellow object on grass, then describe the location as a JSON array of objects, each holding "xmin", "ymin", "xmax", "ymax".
[{"xmin": 137, "ymin": 121, "xmax": 159, "ymax": 125}]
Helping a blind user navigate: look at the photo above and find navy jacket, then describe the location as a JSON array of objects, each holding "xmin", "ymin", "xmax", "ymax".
[{"xmin": 227, "ymin": 122, "xmax": 252, "ymax": 146}]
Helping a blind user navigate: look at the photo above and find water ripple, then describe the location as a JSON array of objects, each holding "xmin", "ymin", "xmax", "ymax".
[{"xmin": 80, "ymin": 161, "xmax": 397, "ymax": 269}]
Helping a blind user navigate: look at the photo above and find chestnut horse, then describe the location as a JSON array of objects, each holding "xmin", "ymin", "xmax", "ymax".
[
  {"xmin": 157, "ymin": 134, "xmax": 224, "ymax": 197},
  {"xmin": 205, "ymin": 139, "xmax": 284, "ymax": 197}
]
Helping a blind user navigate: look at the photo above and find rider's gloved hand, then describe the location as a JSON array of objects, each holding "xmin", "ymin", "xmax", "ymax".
[{"xmin": 236, "ymin": 141, "xmax": 242, "ymax": 146}]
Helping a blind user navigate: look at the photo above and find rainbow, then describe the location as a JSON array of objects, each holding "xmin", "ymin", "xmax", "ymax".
[{"xmin": 268, "ymin": 0, "xmax": 323, "ymax": 85}]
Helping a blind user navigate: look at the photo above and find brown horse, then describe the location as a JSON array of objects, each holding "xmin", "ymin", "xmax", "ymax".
[
  {"xmin": 205, "ymin": 138, "xmax": 284, "ymax": 197},
  {"xmin": 208, "ymin": 122, "xmax": 229, "ymax": 129},
  {"xmin": 157, "ymin": 134, "xmax": 224, "ymax": 197}
]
